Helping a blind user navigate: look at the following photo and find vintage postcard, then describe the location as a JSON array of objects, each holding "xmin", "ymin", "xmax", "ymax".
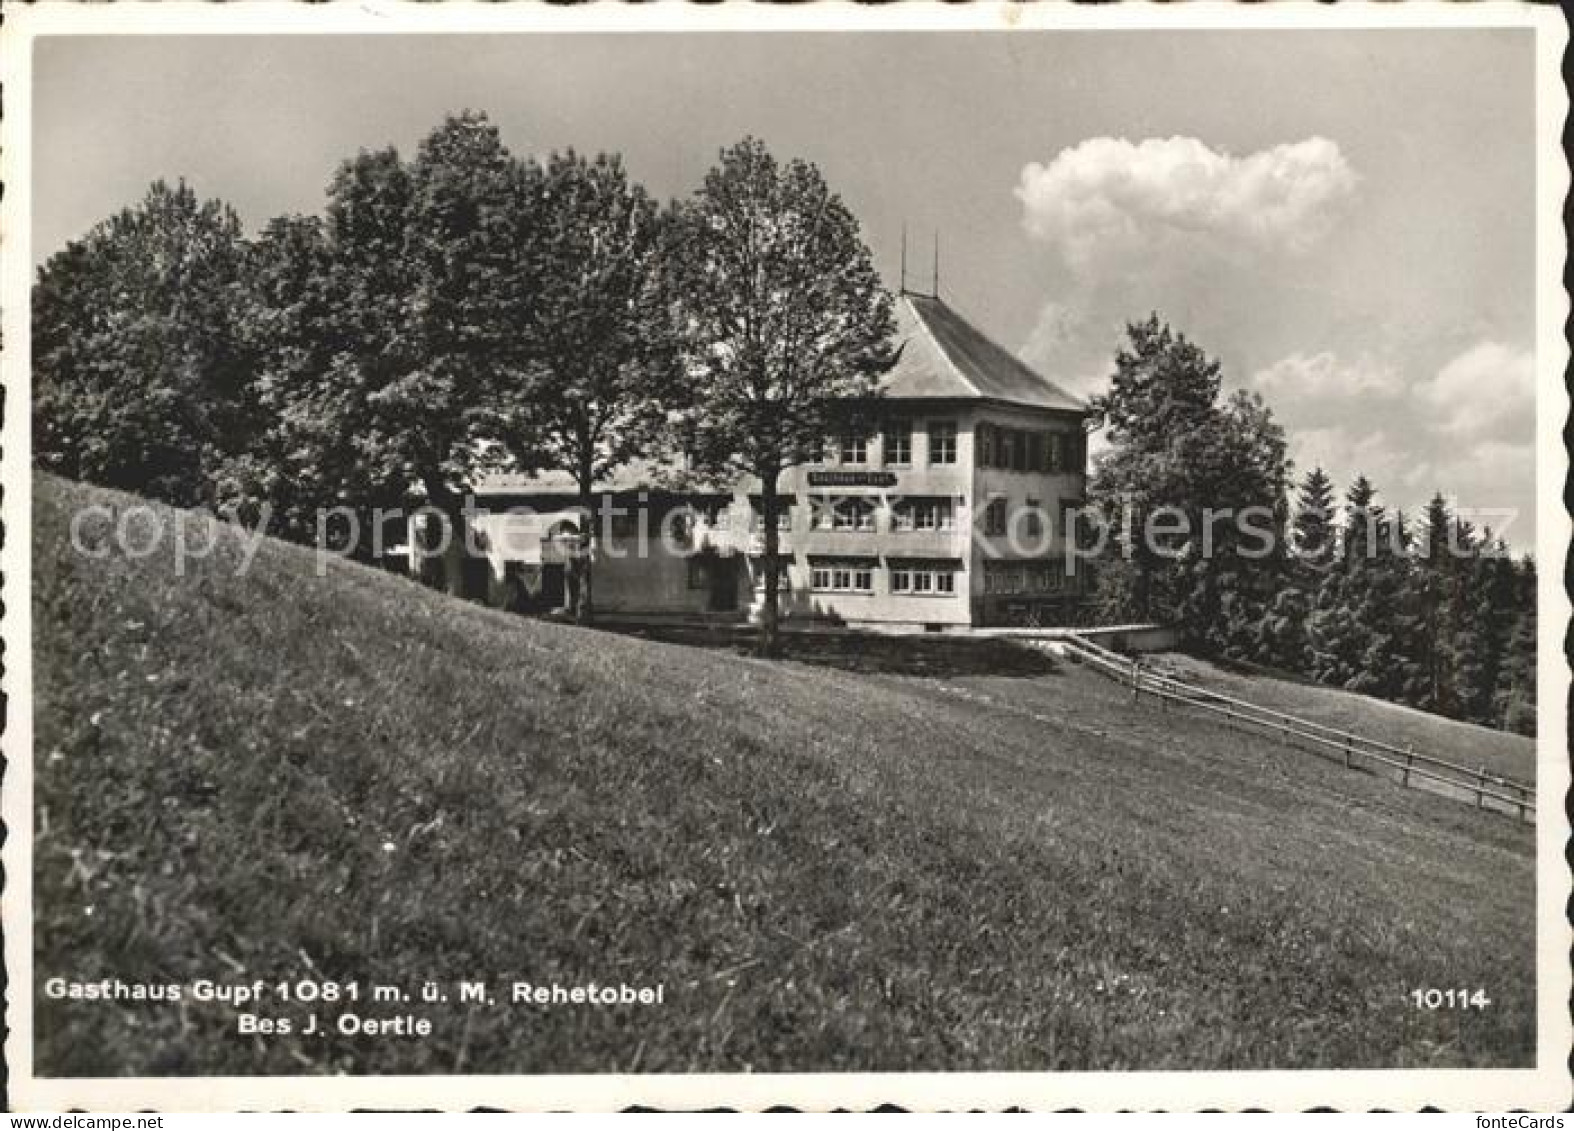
[{"xmin": 2, "ymin": 1, "xmax": 1569, "ymax": 1114}]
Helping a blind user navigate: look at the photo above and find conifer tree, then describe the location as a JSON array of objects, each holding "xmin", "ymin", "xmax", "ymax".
[
  {"xmin": 1260, "ymin": 467, "xmax": 1338, "ymax": 671},
  {"xmin": 1087, "ymin": 318, "xmax": 1288, "ymax": 652},
  {"xmin": 1415, "ymin": 494, "xmax": 1463, "ymax": 713},
  {"xmin": 1307, "ymin": 477, "xmax": 1379, "ymax": 687},
  {"xmin": 1291, "ymin": 467, "xmax": 1338, "ymax": 581},
  {"xmin": 1494, "ymin": 563, "xmax": 1538, "ymax": 735},
  {"xmin": 1453, "ymin": 534, "xmax": 1512, "ymax": 725}
]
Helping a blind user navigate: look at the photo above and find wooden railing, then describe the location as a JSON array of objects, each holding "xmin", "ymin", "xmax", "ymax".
[{"xmin": 1057, "ymin": 635, "xmax": 1535, "ymax": 822}]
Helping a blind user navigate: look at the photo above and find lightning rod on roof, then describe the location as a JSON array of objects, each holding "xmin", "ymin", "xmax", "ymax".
[
  {"xmin": 932, "ymin": 231, "xmax": 940, "ymax": 299},
  {"xmin": 900, "ymin": 223, "xmax": 908, "ymax": 295}
]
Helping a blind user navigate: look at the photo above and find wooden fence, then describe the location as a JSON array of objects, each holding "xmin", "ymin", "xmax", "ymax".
[{"xmin": 1057, "ymin": 635, "xmax": 1536, "ymax": 822}]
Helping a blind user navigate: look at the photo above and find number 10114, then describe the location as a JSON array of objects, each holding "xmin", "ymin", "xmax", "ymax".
[{"xmin": 1410, "ymin": 988, "xmax": 1492, "ymax": 1009}]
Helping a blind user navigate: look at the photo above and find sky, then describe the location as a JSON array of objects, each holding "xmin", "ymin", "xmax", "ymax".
[{"xmin": 33, "ymin": 29, "xmax": 1540, "ymax": 546}]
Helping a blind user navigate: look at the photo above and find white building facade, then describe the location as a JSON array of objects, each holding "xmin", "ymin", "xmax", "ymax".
[{"xmin": 468, "ymin": 293, "xmax": 1093, "ymax": 630}]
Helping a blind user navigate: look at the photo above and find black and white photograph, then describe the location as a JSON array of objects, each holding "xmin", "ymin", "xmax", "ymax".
[{"xmin": 2, "ymin": 2, "xmax": 1568, "ymax": 1113}]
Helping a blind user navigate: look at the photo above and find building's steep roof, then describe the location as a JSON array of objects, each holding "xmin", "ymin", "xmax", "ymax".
[
  {"xmin": 884, "ymin": 293, "xmax": 1085, "ymax": 413},
  {"xmin": 478, "ymin": 293, "xmax": 1084, "ymax": 496}
]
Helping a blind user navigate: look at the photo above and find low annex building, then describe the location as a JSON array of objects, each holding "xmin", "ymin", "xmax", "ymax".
[{"xmin": 467, "ymin": 293, "xmax": 1093, "ymax": 630}]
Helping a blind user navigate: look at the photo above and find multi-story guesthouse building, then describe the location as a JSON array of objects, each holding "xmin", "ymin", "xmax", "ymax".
[{"xmin": 466, "ymin": 293, "xmax": 1093, "ymax": 629}]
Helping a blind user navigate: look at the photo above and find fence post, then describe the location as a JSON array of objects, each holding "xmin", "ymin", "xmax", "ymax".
[
  {"xmin": 1475, "ymin": 767, "xmax": 1485, "ymax": 809},
  {"xmin": 1402, "ymin": 745, "xmax": 1413, "ymax": 788},
  {"xmin": 1130, "ymin": 659, "xmax": 1140, "ymax": 701},
  {"xmin": 1342, "ymin": 736, "xmax": 1351, "ymax": 770}
]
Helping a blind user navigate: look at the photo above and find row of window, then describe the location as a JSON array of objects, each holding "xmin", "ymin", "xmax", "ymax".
[
  {"xmin": 889, "ymin": 567, "xmax": 957, "ymax": 595},
  {"xmin": 810, "ymin": 564, "xmax": 875, "ymax": 593},
  {"xmin": 622, "ymin": 495, "xmax": 1077, "ymax": 543},
  {"xmin": 806, "ymin": 562, "xmax": 959, "ymax": 596},
  {"xmin": 891, "ymin": 499, "xmax": 954, "ymax": 533},
  {"xmin": 831, "ymin": 421, "xmax": 1085, "ymax": 474},
  {"xmin": 835, "ymin": 421, "xmax": 957, "ymax": 466},
  {"xmin": 982, "ymin": 562, "xmax": 1074, "ymax": 595},
  {"xmin": 976, "ymin": 424, "xmax": 1084, "ymax": 475},
  {"xmin": 979, "ymin": 497, "xmax": 1055, "ymax": 539},
  {"xmin": 820, "ymin": 497, "xmax": 1058, "ymax": 537},
  {"xmin": 819, "ymin": 497, "xmax": 958, "ymax": 533},
  {"xmin": 740, "ymin": 559, "xmax": 1078, "ymax": 597},
  {"xmin": 702, "ymin": 495, "xmax": 1071, "ymax": 538},
  {"xmin": 702, "ymin": 496, "xmax": 960, "ymax": 534}
]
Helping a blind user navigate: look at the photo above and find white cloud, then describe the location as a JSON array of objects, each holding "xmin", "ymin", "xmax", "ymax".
[
  {"xmin": 1010, "ymin": 138, "xmax": 1534, "ymax": 548},
  {"xmin": 1015, "ymin": 299, "xmax": 1128, "ymax": 403},
  {"xmin": 1292, "ymin": 425, "xmax": 1411, "ymax": 491},
  {"xmin": 1019, "ymin": 300, "xmax": 1084, "ymax": 367},
  {"xmin": 1290, "ymin": 426, "xmax": 1533, "ymax": 542},
  {"xmin": 1255, "ymin": 341, "xmax": 1536, "ymax": 547},
  {"xmin": 1417, "ymin": 341, "xmax": 1536, "ymax": 443},
  {"xmin": 1015, "ymin": 136, "xmax": 1358, "ymax": 268},
  {"xmin": 1251, "ymin": 352, "xmax": 1402, "ymax": 426}
]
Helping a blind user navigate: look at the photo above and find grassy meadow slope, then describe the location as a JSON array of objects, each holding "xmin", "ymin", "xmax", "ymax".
[
  {"xmin": 1151, "ymin": 652, "xmax": 1536, "ymax": 785},
  {"xmin": 32, "ymin": 474, "xmax": 1535, "ymax": 1075}
]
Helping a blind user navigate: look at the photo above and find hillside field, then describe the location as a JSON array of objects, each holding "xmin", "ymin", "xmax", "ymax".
[
  {"xmin": 31, "ymin": 474, "xmax": 1536, "ymax": 1075},
  {"xmin": 1151, "ymin": 652, "xmax": 1535, "ymax": 787}
]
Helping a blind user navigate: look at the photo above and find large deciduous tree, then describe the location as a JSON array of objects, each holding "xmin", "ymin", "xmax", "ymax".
[
  {"xmin": 493, "ymin": 150, "xmax": 674, "ymax": 623},
  {"xmin": 236, "ymin": 146, "xmax": 423, "ymax": 562},
  {"xmin": 244, "ymin": 113, "xmax": 537, "ymax": 591},
  {"xmin": 33, "ymin": 180, "xmax": 252, "ymax": 506},
  {"xmin": 393, "ymin": 113, "xmax": 539, "ymax": 594},
  {"xmin": 222, "ymin": 214, "xmax": 341, "ymax": 540},
  {"xmin": 664, "ymin": 138, "xmax": 897, "ymax": 656}
]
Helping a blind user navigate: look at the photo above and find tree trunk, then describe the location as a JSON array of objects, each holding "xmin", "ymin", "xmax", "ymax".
[
  {"xmin": 425, "ymin": 479, "xmax": 469, "ymax": 599},
  {"xmin": 442, "ymin": 525, "xmax": 467, "ymax": 599},
  {"xmin": 1132, "ymin": 515, "xmax": 1152, "ymax": 624},
  {"xmin": 756, "ymin": 467, "xmax": 782, "ymax": 658},
  {"xmin": 574, "ymin": 474, "xmax": 595, "ymax": 625}
]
